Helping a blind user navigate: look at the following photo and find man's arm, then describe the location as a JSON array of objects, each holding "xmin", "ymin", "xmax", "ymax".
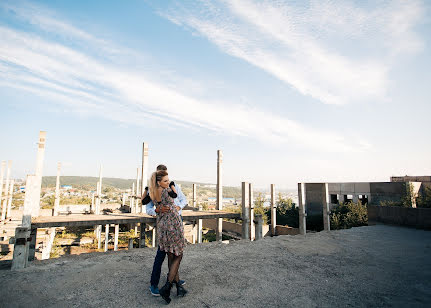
[
  {"xmin": 146, "ymin": 200, "xmax": 156, "ymax": 216},
  {"xmin": 175, "ymin": 184, "xmax": 187, "ymax": 210}
]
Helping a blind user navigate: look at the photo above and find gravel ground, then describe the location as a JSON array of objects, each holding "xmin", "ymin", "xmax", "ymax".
[{"xmin": 1, "ymin": 224, "xmax": 430, "ymax": 308}]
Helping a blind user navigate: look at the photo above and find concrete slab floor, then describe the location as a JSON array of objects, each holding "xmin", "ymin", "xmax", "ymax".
[{"xmin": 0, "ymin": 224, "xmax": 430, "ymax": 308}]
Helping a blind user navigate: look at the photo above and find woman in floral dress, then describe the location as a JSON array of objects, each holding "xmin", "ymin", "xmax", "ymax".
[{"xmin": 147, "ymin": 170, "xmax": 186, "ymax": 304}]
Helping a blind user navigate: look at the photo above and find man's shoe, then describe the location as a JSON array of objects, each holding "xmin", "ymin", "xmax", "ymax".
[
  {"xmin": 178, "ymin": 280, "xmax": 186, "ymax": 286},
  {"xmin": 149, "ymin": 285, "xmax": 160, "ymax": 297}
]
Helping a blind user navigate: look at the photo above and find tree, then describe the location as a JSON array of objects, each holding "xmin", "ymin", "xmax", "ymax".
[{"xmin": 254, "ymin": 192, "xmax": 268, "ymax": 224}]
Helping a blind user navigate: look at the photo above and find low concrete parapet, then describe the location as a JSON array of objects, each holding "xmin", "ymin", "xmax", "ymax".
[{"xmin": 367, "ymin": 205, "xmax": 431, "ymax": 229}]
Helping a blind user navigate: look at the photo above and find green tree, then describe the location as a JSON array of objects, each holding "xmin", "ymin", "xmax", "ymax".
[
  {"xmin": 330, "ymin": 201, "xmax": 368, "ymax": 230},
  {"xmin": 254, "ymin": 192, "xmax": 268, "ymax": 224},
  {"xmin": 417, "ymin": 187, "xmax": 431, "ymax": 208}
]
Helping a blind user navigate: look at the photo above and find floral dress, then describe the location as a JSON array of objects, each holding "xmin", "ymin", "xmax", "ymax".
[{"xmin": 156, "ymin": 188, "xmax": 185, "ymax": 256}]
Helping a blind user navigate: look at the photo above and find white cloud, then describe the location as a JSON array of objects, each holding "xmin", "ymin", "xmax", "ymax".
[
  {"xmin": 0, "ymin": 1, "xmax": 370, "ymax": 153},
  {"xmin": 160, "ymin": 0, "xmax": 425, "ymax": 105}
]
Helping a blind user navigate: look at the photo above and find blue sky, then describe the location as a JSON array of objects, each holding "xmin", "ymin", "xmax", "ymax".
[{"xmin": 0, "ymin": 0, "xmax": 430, "ymax": 189}]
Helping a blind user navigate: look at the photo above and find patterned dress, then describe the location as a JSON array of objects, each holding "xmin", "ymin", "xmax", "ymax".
[{"xmin": 156, "ymin": 188, "xmax": 185, "ymax": 256}]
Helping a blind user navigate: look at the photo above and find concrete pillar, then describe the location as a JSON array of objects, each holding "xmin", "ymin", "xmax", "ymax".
[
  {"xmin": 136, "ymin": 168, "xmax": 140, "ymax": 213},
  {"xmin": 254, "ymin": 214, "xmax": 263, "ymax": 240},
  {"xmin": 114, "ymin": 224, "xmax": 119, "ymax": 251},
  {"xmin": 249, "ymin": 183, "xmax": 255, "ymax": 241},
  {"xmin": 33, "ymin": 131, "xmax": 46, "ymax": 218},
  {"xmin": 0, "ymin": 161, "xmax": 5, "ymax": 205},
  {"xmin": 270, "ymin": 184, "xmax": 276, "ymax": 236},
  {"xmin": 352, "ymin": 195, "xmax": 359, "ymax": 203},
  {"xmin": 323, "ymin": 183, "xmax": 331, "ymax": 231},
  {"xmin": 131, "ymin": 183, "xmax": 135, "ymax": 213},
  {"xmin": 1, "ymin": 160, "xmax": 12, "ymax": 221},
  {"xmin": 22, "ymin": 175, "xmax": 39, "ymax": 227},
  {"xmin": 28, "ymin": 227, "xmax": 37, "ymax": 261},
  {"xmin": 128, "ymin": 238, "xmax": 134, "ymax": 250},
  {"xmin": 241, "ymin": 182, "xmax": 250, "ymax": 240},
  {"xmin": 141, "ymin": 143, "xmax": 149, "ymax": 213},
  {"xmin": 216, "ymin": 150, "xmax": 223, "ymax": 242},
  {"xmin": 338, "ymin": 194, "xmax": 346, "ymax": 204},
  {"xmin": 298, "ymin": 183, "xmax": 307, "ymax": 235},
  {"xmin": 192, "ymin": 184, "xmax": 197, "ymax": 208},
  {"xmin": 139, "ymin": 223, "xmax": 146, "ymax": 248},
  {"xmin": 151, "ymin": 224, "xmax": 156, "ymax": 248},
  {"xmin": 6, "ymin": 179, "xmax": 14, "ymax": 219},
  {"xmin": 104, "ymin": 224, "xmax": 109, "ymax": 252},
  {"xmin": 197, "ymin": 203, "xmax": 203, "ymax": 243},
  {"xmin": 97, "ymin": 165, "xmax": 103, "ymax": 249},
  {"xmin": 11, "ymin": 227, "xmax": 31, "ymax": 270},
  {"xmin": 53, "ymin": 162, "xmax": 61, "ymax": 216}
]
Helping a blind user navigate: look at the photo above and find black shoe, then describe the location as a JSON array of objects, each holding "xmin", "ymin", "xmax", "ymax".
[
  {"xmin": 175, "ymin": 281, "xmax": 188, "ymax": 297},
  {"xmin": 159, "ymin": 281, "xmax": 172, "ymax": 304}
]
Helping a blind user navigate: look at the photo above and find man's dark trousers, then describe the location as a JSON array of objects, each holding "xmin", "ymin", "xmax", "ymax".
[{"xmin": 150, "ymin": 247, "xmax": 166, "ymax": 287}]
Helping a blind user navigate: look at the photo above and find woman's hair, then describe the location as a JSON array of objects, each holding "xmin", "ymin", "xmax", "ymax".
[{"xmin": 149, "ymin": 170, "xmax": 168, "ymax": 200}]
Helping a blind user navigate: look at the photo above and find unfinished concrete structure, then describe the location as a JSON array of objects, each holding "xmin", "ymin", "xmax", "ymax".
[{"xmin": 216, "ymin": 150, "xmax": 223, "ymax": 241}]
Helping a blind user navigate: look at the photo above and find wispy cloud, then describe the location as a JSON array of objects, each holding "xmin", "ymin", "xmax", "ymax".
[
  {"xmin": 0, "ymin": 1, "xmax": 371, "ymax": 152},
  {"xmin": 160, "ymin": 0, "xmax": 425, "ymax": 105}
]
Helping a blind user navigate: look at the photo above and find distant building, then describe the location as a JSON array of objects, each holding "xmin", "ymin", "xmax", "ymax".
[{"xmin": 298, "ymin": 176, "xmax": 430, "ymax": 216}]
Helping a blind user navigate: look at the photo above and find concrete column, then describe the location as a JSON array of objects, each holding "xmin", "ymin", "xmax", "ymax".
[
  {"xmin": 249, "ymin": 183, "xmax": 255, "ymax": 241},
  {"xmin": 254, "ymin": 214, "xmax": 263, "ymax": 240},
  {"xmin": 323, "ymin": 183, "xmax": 331, "ymax": 231},
  {"xmin": 53, "ymin": 162, "xmax": 61, "ymax": 216},
  {"xmin": 241, "ymin": 182, "xmax": 250, "ymax": 240},
  {"xmin": 0, "ymin": 161, "xmax": 5, "ymax": 205},
  {"xmin": 139, "ymin": 223, "xmax": 146, "ymax": 248},
  {"xmin": 298, "ymin": 183, "xmax": 307, "ymax": 235},
  {"xmin": 114, "ymin": 224, "xmax": 119, "ymax": 251},
  {"xmin": 338, "ymin": 194, "xmax": 346, "ymax": 204},
  {"xmin": 151, "ymin": 224, "xmax": 156, "ymax": 248},
  {"xmin": 97, "ymin": 165, "xmax": 103, "ymax": 249},
  {"xmin": 104, "ymin": 224, "xmax": 109, "ymax": 252},
  {"xmin": 141, "ymin": 143, "xmax": 149, "ymax": 213},
  {"xmin": 270, "ymin": 184, "xmax": 276, "ymax": 236},
  {"xmin": 22, "ymin": 175, "xmax": 40, "ymax": 228},
  {"xmin": 192, "ymin": 184, "xmax": 197, "ymax": 208},
  {"xmin": 131, "ymin": 183, "xmax": 135, "ymax": 213},
  {"xmin": 352, "ymin": 195, "xmax": 359, "ymax": 203},
  {"xmin": 91, "ymin": 193, "xmax": 95, "ymax": 213},
  {"xmin": 1, "ymin": 161, "xmax": 12, "ymax": 221},
  {"xmin": 11, "ymin": 227, "xmax": 31, "ymax": 270},
  {"xmin": 197, "ymin": 203, "xmax": 203, "ymax": 243},
  {"xmin": 33, "ymin": 131, "xmax": 46, "ymax": 218},
  {"xmin": 216, "ymin": 150, "xmax": 223, "ymax": 242},
  {"xmin": 28, "ymin": 227, "xmax": 37, "ymax": 261},
  {"xmin": 6, "ymin": 179, "xmax": 14, "ymax": 219},
  {"xmin": 128, "ymin": 238, "xmax": 134, "ymax": 250},
  {"xmin": 136, "ymin": 168, "xmax": 140, "ymax": 213}
]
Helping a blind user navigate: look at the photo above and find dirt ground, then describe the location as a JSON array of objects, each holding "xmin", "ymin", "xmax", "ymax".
[{"xmin": 1, "ymin": 224, "xmax": 430, "ymax": 308}]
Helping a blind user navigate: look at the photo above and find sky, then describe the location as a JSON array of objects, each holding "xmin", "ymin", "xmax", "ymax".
[{"xmin": 0, "ymin": 0, "xmax": 430, "ymax": 189}]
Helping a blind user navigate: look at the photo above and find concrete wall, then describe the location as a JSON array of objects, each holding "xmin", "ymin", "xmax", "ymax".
[
  {"xmin": 275, "ymin": 225, "xmax": 300, "ymax": 236},
  {"xmin": 367, "ymin": 205, "xmax": 431, "ymax": 230},
  {"xmin": 202, "ymin": 219, "xmax": 271, "ymax": 238}
]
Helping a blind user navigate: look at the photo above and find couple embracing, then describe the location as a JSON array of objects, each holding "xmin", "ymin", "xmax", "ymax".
[{"xmin": 142, "ymin": 164, "xmax": 187, "ymax": 304}]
